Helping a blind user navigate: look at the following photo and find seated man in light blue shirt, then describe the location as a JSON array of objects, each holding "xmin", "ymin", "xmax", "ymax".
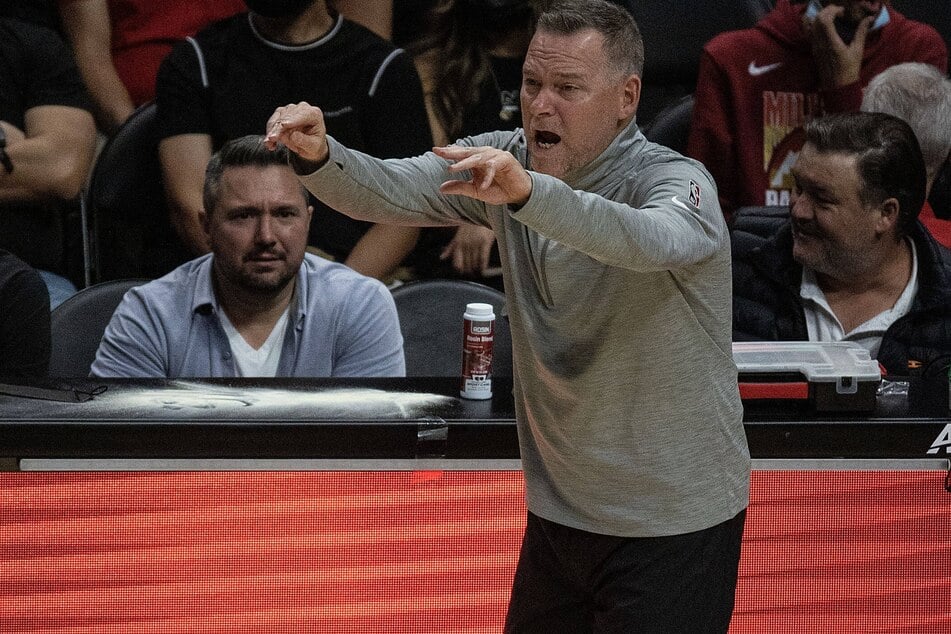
[{"xmin": 91, "ymin": 135, "xmax": 404, "ymax": 378}]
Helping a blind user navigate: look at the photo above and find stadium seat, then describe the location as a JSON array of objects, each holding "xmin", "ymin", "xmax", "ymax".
[
  {"xmin": 48, "ymin": 278, "xmax": 149, "ymax": 377},
  {"xmin": 642, "ymin": 94, "xmax": 694, "ymax": 153},
  {"xmin": 86, "ymin": 101, "xmax": 189, "ymax": 282},
  {"xmin": 390, "ymin": 279, "xmax": 513, "ymax": 377},
  {"xmin": 730, "ymin": 205, "xmax": 789, "ymax": 238}
]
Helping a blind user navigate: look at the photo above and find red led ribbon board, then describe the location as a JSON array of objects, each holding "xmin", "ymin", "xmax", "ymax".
[{"xmin": 2, "ymin": 470, "xmax": 949, "ymax": 632}]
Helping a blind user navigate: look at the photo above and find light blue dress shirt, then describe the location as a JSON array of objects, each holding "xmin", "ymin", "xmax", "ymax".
[{"xmin": 91, "ymin": 253, "xmax": 405, "ymax": 378}]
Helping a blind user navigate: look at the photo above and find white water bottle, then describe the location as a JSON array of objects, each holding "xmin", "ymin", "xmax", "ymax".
[{"xmin": 460, "ymin": 303, "xmax": 494, "ymax": 399}]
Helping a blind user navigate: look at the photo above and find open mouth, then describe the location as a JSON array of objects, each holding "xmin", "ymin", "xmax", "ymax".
[{"xmin": 534, "ymin": 130, "xmax": 561, "ymax": 149}]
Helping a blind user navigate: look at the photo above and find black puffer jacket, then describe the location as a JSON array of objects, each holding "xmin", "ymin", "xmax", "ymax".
[{"xmin": 732, "ymin": 221, "xmax": 951, "ymax": 377}]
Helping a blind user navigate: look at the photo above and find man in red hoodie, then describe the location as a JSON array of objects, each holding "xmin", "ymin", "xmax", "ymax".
[{"xmin": 687, "ymin": 0, "xmax": 947, "ymax": 219}]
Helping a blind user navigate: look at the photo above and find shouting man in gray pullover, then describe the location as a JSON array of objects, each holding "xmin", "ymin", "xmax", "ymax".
[{"xmin": 265, "ymin": 0, "xmax": 750, "ymax": 630}]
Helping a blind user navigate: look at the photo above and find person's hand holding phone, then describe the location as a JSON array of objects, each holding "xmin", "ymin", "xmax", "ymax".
[{"xmin": 803, "ymin": 1, "xmax": 872, "ymax": 87}]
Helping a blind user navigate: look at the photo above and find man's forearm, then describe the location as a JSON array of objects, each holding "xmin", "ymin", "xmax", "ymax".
[
  {"xmin": 344, "ymin": 223, "xmax": 419, "ymax": 280},
  {"xmin": 0, "ymin": 115, "xmax": 95, "ymax": 203},
  {"xmin": 158, "ymin": 135, "xmax": 214, "ymax": 255},
  {"xmin": 167, "ymin": 199, "xmax": 210, "ymax": 256}
]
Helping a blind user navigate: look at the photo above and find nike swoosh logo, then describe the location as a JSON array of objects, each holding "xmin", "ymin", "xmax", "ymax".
[
  {"xmin": 748, "ymin": 61, "xmax": 783, "ymax": 77},
  {"xmin": 671, "ymin": 196, "xmax": 692, "ymax": 211}
]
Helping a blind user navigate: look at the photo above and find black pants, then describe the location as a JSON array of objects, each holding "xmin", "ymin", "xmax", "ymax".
[{"xmin": 504, "ymin": 509, "xmax": 746, "ymax": 633}]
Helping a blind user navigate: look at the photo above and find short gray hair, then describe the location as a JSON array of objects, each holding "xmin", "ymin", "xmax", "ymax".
[
  {"xmin": 537, "ymin": 0, "xmax": 644, "ymax": 77},
  {"xmin": 862, "ymin": 63, "xmax": 951, "ymax": 183}
]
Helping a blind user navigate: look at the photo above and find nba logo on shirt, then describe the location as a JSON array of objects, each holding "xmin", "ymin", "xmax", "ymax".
[{"xmin": 688, "ymin": 180, "xmax": 702, "ymax": 207}]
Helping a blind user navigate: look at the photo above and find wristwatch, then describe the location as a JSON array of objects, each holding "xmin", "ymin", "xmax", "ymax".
[{"xmin": 0, "ymin": 125, "xmax": 13, "ymax": 174}]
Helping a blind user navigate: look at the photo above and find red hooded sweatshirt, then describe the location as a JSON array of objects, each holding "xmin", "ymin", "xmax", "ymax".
[{"xmin": 687, "ymin": 0, "xmax": 947, "ymax": 218}]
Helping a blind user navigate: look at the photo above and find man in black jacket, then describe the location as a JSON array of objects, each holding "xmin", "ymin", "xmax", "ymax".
[{"xmin": 732, "ymin": 111, "xmax": 951, "ymax": 376}]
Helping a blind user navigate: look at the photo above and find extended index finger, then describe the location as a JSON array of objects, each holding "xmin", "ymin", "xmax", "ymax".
[
  {"xmin": 264, "ymin": 110, "xmax": 287, "ymax": 146},
  {"xmin": 433, "ymin": 145, "xmax": 493, "ymax": 161},
  {"xmin": 264, "ymin": 102, "xmax": 322, "ymax": 147}
]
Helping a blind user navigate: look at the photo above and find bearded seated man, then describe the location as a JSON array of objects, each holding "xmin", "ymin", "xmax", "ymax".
[
  {"xmin": 732, "ymin": 111, "xmax": 951, "ymax": 377},
  {"xmin": 90, "ymin": 135, "xmax": 404, "ymax": 378}
]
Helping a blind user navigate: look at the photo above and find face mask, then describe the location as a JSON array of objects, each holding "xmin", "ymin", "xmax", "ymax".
[
  {"xmin": 805, "ymin": 1, "xmax": 890, "ymax": 43},
  {"xmin": 244, "ymin": 0, "xmax": 313, "ymax": 19}
]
